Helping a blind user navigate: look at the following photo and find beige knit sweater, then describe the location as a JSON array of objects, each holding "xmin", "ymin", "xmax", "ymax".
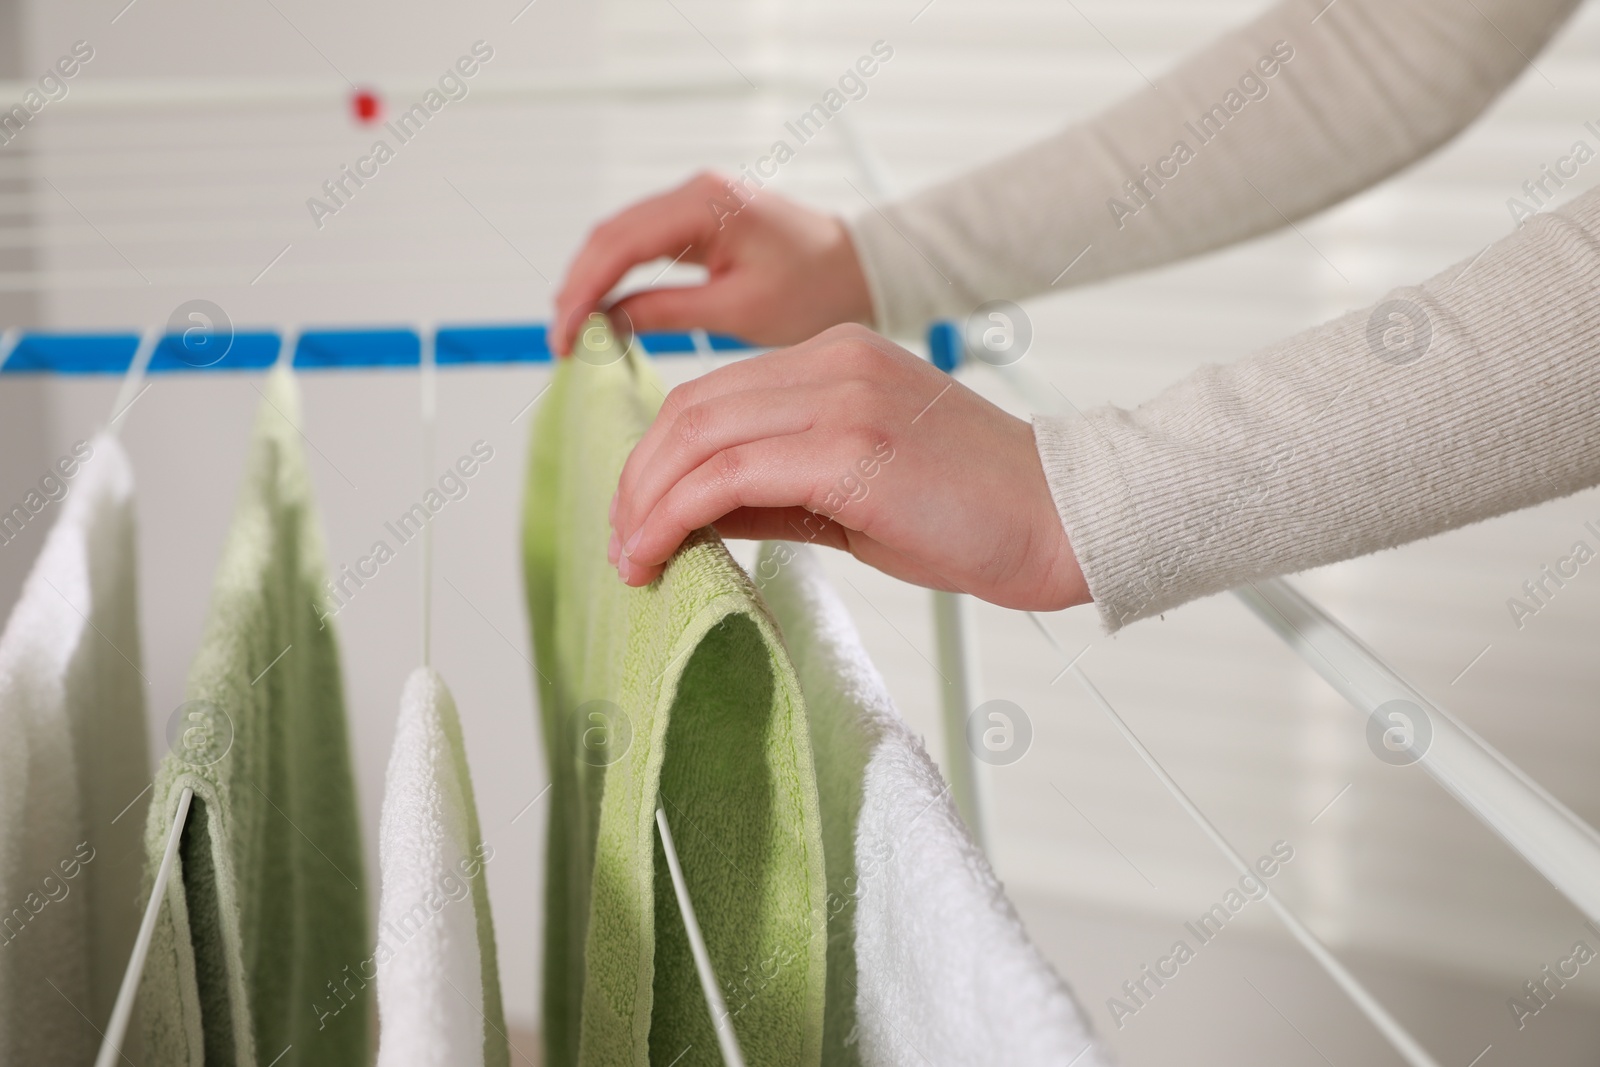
[{"xmin": 847, "ymin": 0, "xmax": 1594, "ymax": 629}]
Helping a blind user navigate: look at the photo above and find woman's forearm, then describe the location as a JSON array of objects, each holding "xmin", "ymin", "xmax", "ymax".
[
  {"xmin": 1037, "ymin": 181, "xmax": 1600, "ymax": 630},
  {"xmin": 849, "ymin": 0, "xmax": 1577, "ymax": 337}
]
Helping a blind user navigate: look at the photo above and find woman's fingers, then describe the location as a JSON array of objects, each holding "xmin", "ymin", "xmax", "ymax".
[
  {"xmin": 608, "ymin": 279, "xmax": 744, "ymax": 340},
  {"xmin": 552, "ymin": 175, "xmax": 723, "ymax": 355},
  {"xmin": 615, "ymin": 384, "xmax": 828, "ymax": 542},
  {"xmin": 617, "ymin": 431, "xmax": 865, "ymax": 585},
  {"xmin": 613, "ymin": 332, "xmax": 859, "ymax": 519}
]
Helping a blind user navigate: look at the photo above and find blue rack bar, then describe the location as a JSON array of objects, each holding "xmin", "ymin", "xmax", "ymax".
[
  {"xmin": 436, "ymin": 324, "xmax": 550, "ymax": 365},
  {"xmin": 0, "ymin": 324, "xmax": 757, "ymax": 374},
  {"xmin": 3, "ymin": 333, "xmax": 143, "ymax": 375},
  {"xmin": 148, "ymin": 331, "xmax": 282, "ymax": 373},
  {"xmin": 294, "ymin": 329, "xmax": 422, "ymax": 370},
  {"xmin": 927, "ymin": 320, "xmax": 964, "ymax": 373},
  {"xmin": 635, "ymin": 331, "xmax": 747, "ymax": 355}
]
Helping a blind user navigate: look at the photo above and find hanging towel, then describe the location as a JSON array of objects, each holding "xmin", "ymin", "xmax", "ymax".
[
  {"xmin": 0, "ymin": 433, "xmax": 148, "ymax": 1065},
  {"xmin": 522, "ymin": 325, "xmax": 828, "ymax": 1067},
  {"xmin": 757, "ymin": 542, "xmax": 1112, "ymax": 1067},
  {"xmin": 139, "ymin": 367, "xmax": 369, "ymax": 1067},
  {"xmin": 375, "ymin": 666, "xmax": 507, "ymax": 1067}
]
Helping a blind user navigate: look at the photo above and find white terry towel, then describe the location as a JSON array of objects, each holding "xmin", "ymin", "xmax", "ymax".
[
  {"xmin": 376, "ymin": 666, "xmax": 508, "ymax": 1067},
  {"xmin": 0, "ymin": 433, "xmax": 150, "ymax": 1066},
  {"xmin": 757, "ymin": 543, "xmax": 1110, "ymax": 1067}
]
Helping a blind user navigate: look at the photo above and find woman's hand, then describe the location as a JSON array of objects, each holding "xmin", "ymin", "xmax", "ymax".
[
  {"xmin": 607, "ymin": 324, "xmax": 1089, "ymax": 612},
  {"xmin": 551, "ymin": 173, "xmax": 874, "ymax": 356}
]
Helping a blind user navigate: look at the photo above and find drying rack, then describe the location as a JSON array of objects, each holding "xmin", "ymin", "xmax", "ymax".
[
  {"xmin": 12, "ymin": 310, "xmax": 1600, "ymax": 1067},
  {"xmin": 4, "ymin": 64, "xmax": 1596, "ymax": 1067},
  {"xmin": 3, "ymin": 322, "xmax": 760, "ymax": 1067}
]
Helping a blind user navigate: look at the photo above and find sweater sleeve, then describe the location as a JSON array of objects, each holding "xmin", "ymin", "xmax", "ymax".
[
  {"xmin": 1036, "ymin": 184, "xmax": 1600, "ymax": 630},
  {"xmin": 847, "ymin": 0, "xmax": 1578, "ymax": 338}
]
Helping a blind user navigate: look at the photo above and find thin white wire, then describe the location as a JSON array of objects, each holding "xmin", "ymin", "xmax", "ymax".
[
  {"xmin": 419, "ymin": 326, "xmax": 436, "ymax": 668},
  {"xmin": 1068, "ymin": 666, "xmax": 1442, "ymax": 1067},
  {"xmin": 0, "ymin": 326, "xmax": 19, "ymax": 370},
  {"xmin": 688, "ymin": 327, "xmax": 716, "ymax": 372},
  {"xmin": 106, "ymin": 328, "xmax": 159, "ymax": 436},
  {"xmin": 655, "ymin": 807, "xmax": 746, "ymax": 1067},
  {"xmin": 95, "ymin": 786, "xmax": 193, "ymax": 1067},
  {"xmin": 276, "ymin": 326, "xmax": 299, "ymax": 370}
]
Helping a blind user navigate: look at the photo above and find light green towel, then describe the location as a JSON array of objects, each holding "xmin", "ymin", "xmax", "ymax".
[
  {"xmin": 523, "ymin": 328, "xmax": 828, "ymax": 1067},
  {"xmin": 140, "ymin": 367, "xmax": 369, "ymax": 1067}
]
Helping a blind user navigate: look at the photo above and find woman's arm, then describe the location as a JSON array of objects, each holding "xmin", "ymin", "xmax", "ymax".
[
  {"xmin": 608, "ymin": 185, "xmax": 1600, "ymax": 629},
  {"xmin": 852, "ymin": 0, "xmax": 1578, "ymax": 336},
  {"xmin": 1042, "ymin": 182, "xmax": 1600, "ymax": 630}
]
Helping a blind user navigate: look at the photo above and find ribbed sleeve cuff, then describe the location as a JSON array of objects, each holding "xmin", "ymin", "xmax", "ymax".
[{"xmin": 1032, "ymin": 411, "xmax": 1151, "ymax": 632}]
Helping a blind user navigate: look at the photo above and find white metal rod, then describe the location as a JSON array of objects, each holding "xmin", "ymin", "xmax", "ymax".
[
  {"xmin": 95, "ymin": 785, "xmax": 192, "ymax": 1067},
  {"xmin": 106, "ymin": 327, "xmax": 158, "ymax": 436},
  {"xmin": 275, "ymin": 327, "xmax": 299, "ymax": 370},
  {"xmin": 1238, "ymin": 578, "xmax": 1600, "ymax": 927},
  {"xmin": 931, "ymin": 589, "xmax": 988, "ymax": 850},
  {"xmin": 655, "ymin": 806, "xmax": 745, "ymax": 1067},
  {"xmin": 1070, "ymin": 668, "xmax": 1442, "ymax": 1067},
  {"xmin": 419, "ymin": 326, "xmax": 437, "ymax": 669}
]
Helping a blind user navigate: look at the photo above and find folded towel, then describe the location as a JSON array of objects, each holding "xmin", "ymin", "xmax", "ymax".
[
  {"xmin": 757, "ymin": 543, "xmax": 1110, "ymax": 1067},
  {"xmin": 0, "ymin": 433, "xmax": 148, "ymax": 1065},
  {"xmin": 375, "ymin": 666, "xmax": 507, "ymax": 1067},
  {"xmin": 522, "ymin": 328, "xmax": 827, "ymax": 1067},
  {"xmin": 139, "ymin": 367, "xmax": 369, "ymax": 1067}
]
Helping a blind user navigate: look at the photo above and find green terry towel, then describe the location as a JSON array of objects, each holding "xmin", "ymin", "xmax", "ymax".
[
  {"xmin": 522, "ymin": 326, "xmax": 828, "ymax": 1067},
  {"xmin": 139, "ymin": 367, "xmax": 369, "ymax": 1067}
]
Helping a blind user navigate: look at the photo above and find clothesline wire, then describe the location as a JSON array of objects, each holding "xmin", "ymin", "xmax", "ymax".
[
  {"xmin": 655, "ymin": 806, "xmax": 747, "ymax": 1067},
  {"xmin": 0, "ymin": 327, "xmax": 19, "ymax": 371},
  {"xmin": 276, "ymin": 326, "xmax": 299, "ymax": 370},
  {"xmin": 420, "ymin": 323, "xmax": 437, "ymax": 668},
  {"xmin": 106, "ymin": 328, "xmax": 158, "ymax": 438},
  {"xmin": 95, "ymin": 786, "xmax": 193, "ymax": 1067},
  {"xmin": 1067, "ymin": 664, "xmax": 1443, "ymax": 1067}
]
